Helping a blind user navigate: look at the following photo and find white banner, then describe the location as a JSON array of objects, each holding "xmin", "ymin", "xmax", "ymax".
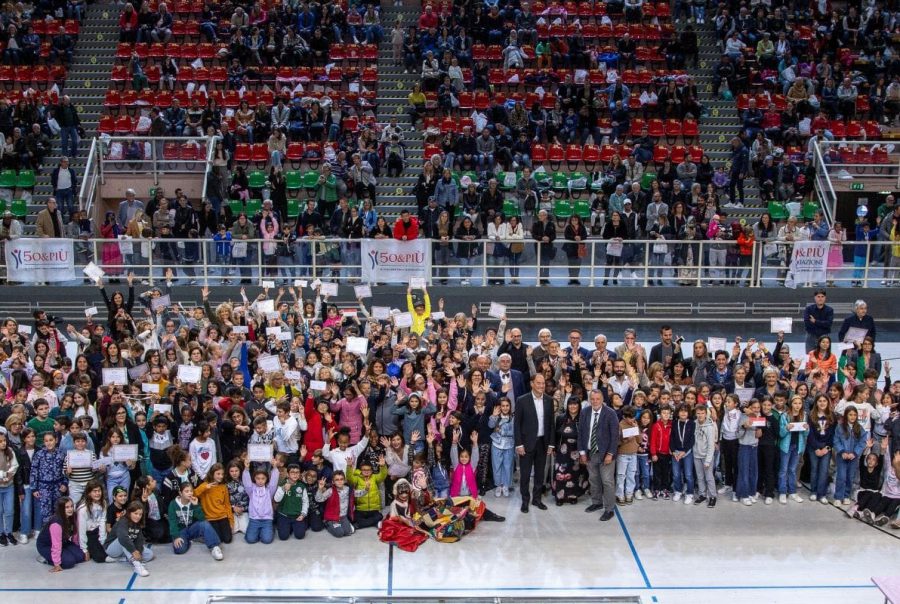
[
  {"xmin": 786, "ymin": 241, "xmax": 828, "ymax": 288},
  {"xmin": 361, "ymin": 240, "xmax": 431, "ymax": 284},
  {"xmin": 5, "ymin": 239, "xmax": 75, "ymax": 283}
]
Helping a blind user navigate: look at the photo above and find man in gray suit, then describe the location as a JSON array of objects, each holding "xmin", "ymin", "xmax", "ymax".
[
  {"xmin": 515, "ymin": 374, "xmax": 555, "ymax": 513},
  {"xmin": 578, "ymin": 389, "xmax": 620, "ymax": 521}
]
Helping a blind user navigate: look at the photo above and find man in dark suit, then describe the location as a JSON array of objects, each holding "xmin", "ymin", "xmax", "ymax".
[
  {"xmin": 578, "ymin": 389, "xmax": 620, "ymax": 521},
  {"xmin": 515, "ymin": 374, "xmax": 555, "ymax": 513},
  {"xmin": 486, "ymin": 353, "xmax": 527, "ymax": 408},
  {"xmin": 648, "ymin": 325, "xmax": 684, "ymax": 375}
]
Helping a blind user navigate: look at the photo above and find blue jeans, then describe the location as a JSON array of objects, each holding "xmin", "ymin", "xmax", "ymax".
[
  {"xmin": 491, "ymin": 446, "xmax": 514, "ymax": 488},
  {"xmin": 0, "ymin": 484, "xmax": 14, "ymax": 533},
  {"xmin": 615, "ymin": 453, "xmax": 637, "ymax": 498},
  {"xmin": 807, "ymin": 449, "xmax": 831, "ymax": 499},
  {"xmin": 672, "ymin": 451, "xmax": 695, "ymax": 494},
  {"xmin": 458, "ymin": 257, "xmax": 474, "ymax": 280},
  {"xmin": 20, "ymin": 485, "xmax": 41, "ymax": 535},
  {"xmin": 173, "ymin": 520, "xmax": 221, "ymax": 554},
  {"xmin": 55, "ymin": 188, "xmax": 75, "ymax": 217},
  {"xmin": 834, "ymin": 457, "xmax": 857, "ymax": 501},
  {"xmin": 105, "ymin": 539, "xmax": 154, "ymax": 562},
  {"xmin": 778, "ymin": 444, "xmax": 801, "ymax": 495},
  {"xmin": 245, "ymin": 517, "xmax": 274, "ymax": 544},
  {"xmin": 736, "ymin": 444, "xmax": 758, "ymax": 499},
  {"xmin": 60, "ymin": 126, "xmax": 79, "ymax": 157},
  {"xmin": 636, "ymin": 454, "xmax": 651, "ymax": 490}
]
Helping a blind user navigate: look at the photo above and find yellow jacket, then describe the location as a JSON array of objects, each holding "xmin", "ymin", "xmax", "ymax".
[{"xmin": 407, "ymin": 293, "xmax": 431, "ymax": 335}]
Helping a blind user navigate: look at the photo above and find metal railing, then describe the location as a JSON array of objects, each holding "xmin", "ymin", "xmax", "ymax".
[
  {"xmin": 5, "ymin": 237, "xmax": 897, "ymax": 290},
  {"xmin": 814, "ymin": 140, "xmax": 900, "ymax": 226},
  {"xmin": 78, "ymin": 137, "xmax": 101, "ymax": 218},
  {"xmin": 812, "ymin": 137, "xmax": 837, "ymax": 226},
  {"xmin": 98, "ymin": 135, "xmax": 213, "ymax": 181}
]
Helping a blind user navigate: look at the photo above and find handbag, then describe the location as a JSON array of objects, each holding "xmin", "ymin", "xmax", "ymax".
[
  {"xmin": 652, "ymin": 242, "xmax": 667, "ymax": 254},
  {"xmin": 510, "ymin": 242, "xmax": 524, "ymax": 254},
  {"xmin": 231, "ymin": 241, "xmax": 248, "ymax": 258},
  {"xmin": 577, "ymin": 243, "xmax": 587, "ymax": 258}
]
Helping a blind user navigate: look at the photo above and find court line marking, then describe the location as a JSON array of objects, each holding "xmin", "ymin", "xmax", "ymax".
[
  {"xmin": 615, "ymin": 507, "xmax": 652, "ymax": 589},
  {"xmin": 0, "ymin": 585, "xmax": 875, "ymax": 593}
]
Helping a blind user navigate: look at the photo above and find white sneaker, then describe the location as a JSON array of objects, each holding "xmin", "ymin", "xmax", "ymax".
[
  {"xmin": 819, "ymin": 497, "xmax": 829, "ymax": 505},
  {"xmin": 841, "ymin": 498, "xmax": 851, "ymax": 506},
  {"xmin": 778, "ymin": 494, "xmax": 787, "ymax": 504},
  {"xmin": 211, "ymin": 546, "xmax": 224, "ymax": 561},
  {"xmin": 717, "ymin": 485, "xmax": 730, "ymax": 494},
  {"xmin": 502, "ymin": 486, "xmax": 509, "ymax": 497},
  {"xmin": 673, "ymin": 492, "xmax": 682, "ymax": 502},
  {"xmin": 495, "ymin": 487, "xmax": 503, "ymax": 498},
  {"xmin": 731, "ymin": 493, "xmax": 738, "ymax": 502},
  {"xmin": 790, "ymin": 494, "xmax": 804, "ymax": 503},
  {"xmin": 684, "ymin": 494, "xmax": 693, "ymax": 505},
  {"xmin": 643, "ymin": 488, "xmax": 653, "ymax": 499},
  {"xmin": 764, "ymin": 497, "xmax": 773, "ymax": 505},
  {"xmin": 16, "ymin": 533, "xmax": 28, "ymax": 544},
  {"xmin": 809, "ymin": 494, "xmax": 817, "ymax": 501},
  {"xmin": 742, "ymin": 498, "xmax": 753, "ymax": 506},
  {"xmin": 132, "ymin": 560, "xmax": 150, "ymax": 577},
  {"xmin": 634, "ymin": 490, "xmax": 644, "ymax": 501},
  {"xmin": 750, "ymin": 494, "xmax": 758, "ymax": 503}
]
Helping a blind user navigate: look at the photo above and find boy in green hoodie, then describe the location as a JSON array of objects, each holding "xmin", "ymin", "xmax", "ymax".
[
  {"xmin": 274, "ymin": 464, "xmax": 310, "ymax": 540},
  {"xmin": 348, "ymin": 456, "xmax": 387, "ymax": 529}
]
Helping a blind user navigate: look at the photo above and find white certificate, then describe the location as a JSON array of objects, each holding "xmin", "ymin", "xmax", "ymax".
[
  {"xmin": 372, "ymin": 306, "xmax": 391, "ymax": 320},
  {"xmin": 141, "ymin": 382, "xmax": 160, "ymax": 394},
  {"xmin": 112, "ymin": 444, "xmax": 138, "ymax": 462},
  {"xmin": 489, "ymin": 302, "xmax": 507, "ymax": 319},
  {"xmin": 268, "ymin": 325, "xmax": 282, "ymax": 335},
  {"xmin": 150, "ymin": 294, "xmax": 171, "ymax": 311},
  {"xmin": 277, "ymin": 332, "xmax": 293, "ymax": 341},
  {"xmin": 284, "ymin": 371, "xmax": 304, "ymax": 382},
  {"xmin": 750, "ymin": 417, "xmax": 767, "ymax": 428},
  {"xmin": 311, "ymin": 278, "xmax": 322, "ymax": 290},
  {"xmin": 257, "ymin": 300, "xmax": 275, "ymax": 314},
  {"xmin": 431, "ymin": 311, "xmax": 445, "ymax": 320},
  {"xmin": 261, "ymin": 280, "xmax": 276, "ymax": 289},
  {"xmin": 83, "ymin": 261, "xmax": 104, "ymax": 282},
  {"xmin": 177, "ymin": 365, "xmax": 202, "ymax": 384},
  {"xmin": 843, "ymin": 327, "xmax": 868, "ymax": 344},
  {"xmin": 102, "ymin": 368, "xmax": 129, "ymax": 386},
  {"xmin": 257, "ymin": 354, "xmax": 282, "ymax": 373},
  {"xmin": 346, "ymin": 336, "xmax": 369, "ymax": 356},
  {"xmin": 232, "ymin": 325, "xmax": 249, "ymax": 334},
  {"xmin": 293, "ymin": 279, "xmax": 308, "ymax": 288},
  {"xmin": 394, "ymin": 312, "xmax": 413, "ymax": 328},
  {"xmin": 409, "ymin": 277, "xmax": 426, "ymax": 289},
  {"xmin": 622, "ymin": 426, "xmax": 640, "ymax": 438},
  {"xmin": 85, "ymin": 306, "xmax": 99, "ymax": 317},
  {"xmin": 708, "ymin": 337, "xmax": 727, "ymax": 353},
  {"xmin": 354, "ymin": 284, "xmax": 372, "ymax": 298},
  {"xmin": 320, "ymin": 282, "xmax": 338, "ymax": 297},
  {"xmin": 735, "ymin": 388, "xmax": 754, "ymax": 403},
  {"xmin": 789, "ymin": 422, "xmax": 808, "ymax": 432},
  {"xmin": 265, "ymin": 312, "xmax": 280, "ymax": 321},
  {"xmin": 153, "ymin": 403, "xmax": 172, "ymax": 415},
  {"xmin": 67, "ymin": 450, "xmax": 93, "ymax": 469},
  {"xmin": 310, "ymin": 380, "xmax": 327, "ymax": 391},
  {"xmin": 770, "ymin": 317, "xmax": 793, "ymax": 333},
  {"xmin": 834, "ymin": 342, "xmax": 855, "ymax": 353},
  {"xmin": 17, "ymin": 325, "xmax": 31, "ymax": 335},
  {"xmin": 128, "ymin": 363, "xmax": 149, "ymax": 380},
  {"xmin": 342, "ymin": 309, "xmax": 357, "ymax": 317},
  {"xmin": 247, "ymin": 443, "xmax": 273, "ymax": 462}
]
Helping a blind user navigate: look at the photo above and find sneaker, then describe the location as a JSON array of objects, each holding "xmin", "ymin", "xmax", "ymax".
[
  {"xmin": 707, "ymin": 497, "xmax": 716, "ymax": 508},
  {"xmin": 651, "ymin": 490, "xmax": 659, "ymax": 500},
  {"xmin": 717, "ymin": 485, "xmax": 731, "ymax": 494},
  {"xmin": 694, "ymin": 495, "xmax": 706, "ymax": 505},
  {"xmin": 5, "ymin": 533, "xmax": 15, "ymax": 546},
  {"xmin": 764, "ymin": 497, "xmax": 773, "ymax": 505},
  {"xmin": 790, "ymin": 494, "xmax": 804, "ymax": 503},
  {"xmin": 841, "ymin": 498, "xmax": 851, "ymax": 506},
  {"xmin": 819, "ymin": 497, "xmax": 829, "ymax": 505},
  {"xmin": 846, "ymin": 505, "xmax": 858, "ymax": 518},
  {"xmin": 36, "ymin": 555, "xmax": 49, "ymax": 565},
  {"xmin": 779, "ymin": 494, "xmax": 787, "ymax": 504},
  {"xmin": 809, "ymin": 494, "xmax": 817, "ymax": 502},
  {"xmin": 625, "ymin": 496, "xmax": 633, "ymax": 505},
  {"xmin": 684, "ymin": 494, "xmax": 693, "ymax": 505},
  {"xmin": 643, "ymin": 488, "xmax": 653, "ymax": 499},
  {"xmin": 616, "ymin": 496, "xmax": 626, "ymax": 505},
  {"xmin": 17, "ymin": 533, "xmax": 28, "ymax": 544},
  {"xmin": 502, "ymin": 486, "xmax": 509, "ymax": 497},
  {"xmin": 634, "ymin": 490, "xmax": 644, "ymax": 501},
  {"xmin": 211, "ymin": 546, "xmax": 224, "ymax": 561},
  {"xmin": 731, "ymin": 493, "xmax": 738, "ymax": 502},
  {"xmin": 661, "ymin": 491, "xmax": 671, "ymax": 500},
  {"xmin": 875, "ymin": 515, "xmax": 890, "ymax": 527},
  {"xmin": 0, "ymin": 534, "xmax": 7, "ymax": 546},
  {"xmin": 495, "ymin": 487, "xmax": 502, "ymax": 498},
  {"xmin": 672, "ymin": 492, "xmax": 682, "ymax": 502},
  {"xmin": 890, "ymin": 518, "xmax": 900, "ymax": 529},
  {"xmin": 132, "ymin": 560, "xmax": 150, "ymax": 577},
  {"xmin": 742, "ymin": 498, "xmax": 753, "ymax": 506}
]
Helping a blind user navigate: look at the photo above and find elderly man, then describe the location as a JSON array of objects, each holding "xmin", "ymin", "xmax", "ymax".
[
  {"xmin": 498, "ymin": 328, "xmax": 530, "ymax": 376},
  {"xmin": 487, "ymin": 353, "xmax": 527, "ymax": 406},
  {"xmin": 117, "ymin": 188, "xmax": 144, "ymax": 229},
  {"xmin": 35, "ymin": 197, "xmax": 64, "ymax": 238},
  {"xmin": 838, "ymin": 300, "xmax": 876, "ymax": 344},
  {"xmin": 578, "ymin": 389, "xmax": 620, "ymax": 521}
]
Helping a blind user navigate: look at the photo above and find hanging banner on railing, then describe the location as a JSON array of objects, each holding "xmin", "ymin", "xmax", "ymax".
[
  {"xmin": 4, "ymin": 239, "xmax": 75, "ymax": 283},
  {"xmin": 361, "ymin": 240, "xmax": 431, "ymax": 284},
  {"xmin": 785, "ymin": 241, "xmax": 829, "ymax": 288}
]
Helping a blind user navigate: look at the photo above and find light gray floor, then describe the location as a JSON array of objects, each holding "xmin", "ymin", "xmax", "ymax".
[{"xmin": 0, "ymin": 490, "xmax": 896, "ymax": 604}]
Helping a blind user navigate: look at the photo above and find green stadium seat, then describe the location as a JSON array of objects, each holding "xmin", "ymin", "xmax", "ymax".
[
  {"xmin": 15, "ymin": 170, "xmax": 35, "ymax": 189},
  {"xmin": 287, "ymin": 198, "xmax": 301, "ymax": 218},
  {"xmin": 10, "ymin": 199, "xmax": 27, "ymax": 218},
  {"xmin": 801, "ymin": 201, "xmax": 819, "ymax": 220},
  {"xmin": 245, "ymin": 199, "xmax": 262, "ymax": 216},
  {"xmin": 248, "ymin": 170, "xmax": 267, "ymax": 189},
  {"xmin": 502, "ymin": 199, "xmax": 520, "ymax": 217},
  {"xmin": 0, "ymin": 169, "xmax": 16, "ymax": 189},
  {"xmin": 554, "ymin": 199, "xmax": 573, "ymax": 219},
  {"xmin": 573, "ymin": 200, "xmax": 591, "ymax": 219},
  {"xmin": 768, "ymin": 201, "xmax": 789, "ymax": 221},
  {"xmin": 228, "ymin": 200, "xmax": 244, "ymax": 215}
]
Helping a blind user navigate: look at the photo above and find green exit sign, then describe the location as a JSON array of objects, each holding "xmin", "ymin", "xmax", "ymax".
[{"xmin": 850, "ymin": 183, "xmax": 864, "ymax": 191}]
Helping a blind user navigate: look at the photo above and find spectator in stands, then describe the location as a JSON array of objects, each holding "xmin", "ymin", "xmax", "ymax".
[
  {"xmin": 727, "ymin": 137, "xmax": 748, "ymax": 208},
  {"xmin": 393, "ymin": 209, "xmax": 419, "ymax": 242},
  {"xmin": 35, "ymin": 197, "xmax": 64, "ymax": 239},
  {"xmin": 50, "ymin": 26, "xmax": 74, "ymax": 66},
  {"xmin": 433, "ymin": 168, "xmax": 459, "ymax": 223},
  {"xmin": 119, "ymin": 3, "xmax": 139, "ymax": 43},
  {"xmin": 165, "ymin": 99, "xmax": 186, "ymax": 138},
  {"xmin": 455, "ymin": 215, "xmax": 480, "ymax": 286},
  {"xmin": 49, "ymin": 157, "xmax": 77, "ymax": 221},
  {"xmin": 52, "ymin": 96, "xmax": 80, "ymax": 159},
  {"xmin": 151, "ymin": 3, "xmax": 174, "ymax": 43},
  {"xmin": 836, "ymin": 77, "xmax": 858, "ymax": 120},
  {"xmin": 0, "ymin": 210, "xmax": 23, "ymax": 248}
]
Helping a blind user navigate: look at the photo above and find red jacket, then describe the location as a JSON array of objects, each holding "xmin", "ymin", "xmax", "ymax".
[
  {"xmin": 649, "ymin": 420, "xmax": 672, "ymax": 456},
  {"xmin": 303, "ymin": 396, "xmax": 324, "ymax": 460},
  {"xmin": 119, "ymin": 11, "xmax": 138, "ymax": 30},
  {"xmin": 323, "ymin": 485, "xmax": 355, "ymax": 522},
  {"xmin": 393, "ymin": 218, "xmax": 419, "ymax": 241},
  {"xmin": 737, "ymin": 232, "xmax": 754, "ymax": 256}
]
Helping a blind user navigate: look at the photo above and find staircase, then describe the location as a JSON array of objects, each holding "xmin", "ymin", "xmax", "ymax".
[
  {"xmin": 373, "ymin": 3, "xmax": 425, "ymax": 221},
  {"xmin": 23, "ymin": 3, "xmax": 116, "ymax": 234},
  {"xmin": 692, "ymin": 21, "xmax": 762, "ymax": 221}
]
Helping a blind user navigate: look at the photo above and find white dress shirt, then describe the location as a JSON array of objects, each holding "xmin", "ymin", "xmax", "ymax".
[{"xmin": 532, "ymin": 392, "xmax": 545, "ymax": 437}]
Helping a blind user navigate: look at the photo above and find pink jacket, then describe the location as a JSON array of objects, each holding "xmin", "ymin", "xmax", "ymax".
[
  {"xmin": 450, "ymin": 462, "xmax": 478, "ymax": 499},
  {"xmin": 330, "ymin": 395, "xmax": 367, "ymax": 443}
]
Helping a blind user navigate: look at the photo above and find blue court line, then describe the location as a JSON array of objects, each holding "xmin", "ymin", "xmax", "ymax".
[
  {"xmin": 615, "ymin": 508, "xmax": 652, "ymax": 589},
  {"xmin": 387, "ymin": 543, "xmax": 395, "ymax": 596},
  {"xmin": 118, "ymin": 599, "xmax": 126, "ymax": 604},
  {"xmin": 126, "ymin": 572, "xmax": 138, "ymax": 591}
]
